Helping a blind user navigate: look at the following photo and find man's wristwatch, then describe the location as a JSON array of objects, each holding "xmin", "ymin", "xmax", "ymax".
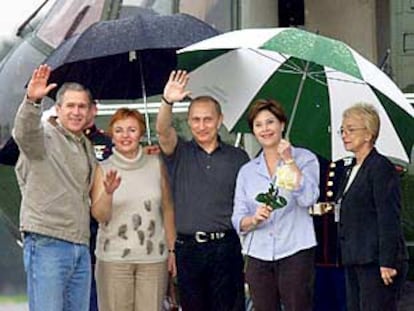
[
  {"xmin": 161, "ymin": 96, "xmax": 174, "ymax": 106},
  {"xmin": 26, "ymin": 97, "xmax": 42, "ymax": 108}
]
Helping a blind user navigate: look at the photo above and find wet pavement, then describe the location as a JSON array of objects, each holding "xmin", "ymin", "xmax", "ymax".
[
  {"xmin": 0, "ymin": 282, "xmax": 413, "ymax": 311},
  {"xmin": 0, "ymin": 303, "xmax": 27, "ymax": 311},
  {"xmin": 399, "ymin": 281, "xmax": 414, "ymax": 311}
]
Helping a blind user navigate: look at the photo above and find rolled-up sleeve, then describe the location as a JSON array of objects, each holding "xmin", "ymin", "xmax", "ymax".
[{"xmin": 232, "ymin": 167, "xmax": 250, "ymax": 234}]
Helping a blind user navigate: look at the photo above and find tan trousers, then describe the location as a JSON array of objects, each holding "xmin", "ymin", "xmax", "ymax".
[{"xmin": 96, "ymin": 260, "xmax": 168, "ymax": 311}]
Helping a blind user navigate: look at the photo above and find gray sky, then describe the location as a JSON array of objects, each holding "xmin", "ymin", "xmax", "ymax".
[{"xmin": 0, "ymin": 0, "xmax": 49, "ymax": 39}]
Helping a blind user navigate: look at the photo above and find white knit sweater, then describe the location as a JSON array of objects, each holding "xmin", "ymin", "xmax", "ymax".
[{"xmin": 95, "ymin": 147, "xmax": 167, "ymax": 263}]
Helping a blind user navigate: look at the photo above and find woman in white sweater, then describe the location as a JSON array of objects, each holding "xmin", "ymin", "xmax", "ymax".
[{"xmin": 91, "ymin": 108, "xmax": 176, "ymax": 311}]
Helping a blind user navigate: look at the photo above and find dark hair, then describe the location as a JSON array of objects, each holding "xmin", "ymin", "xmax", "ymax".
[
  {"xmin": 108, "ymin": 108, "xmax": 146, "ymax": 136},
  {"xmin": 247, "ymin": 99, "xmax": 287, "ymax": 131},
  {"xmin": 55, "ymin": 82, "xmax": 93, "ymax": 107},
  {"xmin": 188, "ymin": 95, "xmax": 222, "ymax": 116}
]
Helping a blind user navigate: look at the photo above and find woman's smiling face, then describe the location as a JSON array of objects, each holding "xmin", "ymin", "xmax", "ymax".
[{"xmin": 112, "ymin": 116, "xmax": 142, "ymax": 158}]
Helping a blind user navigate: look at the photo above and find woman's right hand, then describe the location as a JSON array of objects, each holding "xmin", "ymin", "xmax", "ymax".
[
  {"xmin": 252, "ymin": 204, "xmax": 273, "ymax": 225},
  {"xmin": 103, "ymin": 169, "xmax": 121, "ymax": 195}
]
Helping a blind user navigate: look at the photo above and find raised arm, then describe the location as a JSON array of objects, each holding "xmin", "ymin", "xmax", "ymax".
[
  {"xmin": 155, "ymin": 70, "xmax": 191, "ymax": 155},
  {"xmin": 12, "ymin": 65, "xmax": 57, "ymax": 158},
  {"xmin": 91, "ymin": 165, "xmax": 121, "ymax": 223},
  {"xmin": 27, "ymin": 64, "xmax": 58, "ymax": 102}
]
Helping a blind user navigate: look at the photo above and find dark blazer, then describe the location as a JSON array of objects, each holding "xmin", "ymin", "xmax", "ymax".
[{"xmin": 337, "ymin": 148, "xmax": 408, "ymax": 268}]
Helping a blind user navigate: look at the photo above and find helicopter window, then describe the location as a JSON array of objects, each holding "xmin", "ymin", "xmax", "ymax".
[
  {"xmin": 178, "ymin": 0, "xmax": 236, "ymax": 32},
  {"xmin": 119, "ymin": 0, "xmax": 174, "ymax": 16},
  {"xmin": 36, "ymin": 0, "xmax": 105, "ymax": 48}
]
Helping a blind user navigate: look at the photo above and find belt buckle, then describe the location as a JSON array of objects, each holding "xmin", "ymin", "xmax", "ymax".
[
  {"xmin": 215, "ymin": 232, "xmax": 225, "ymax": 240},
  {"xmin": 195, "ymin": 231, "xmax": 208, "ymax": 243}
]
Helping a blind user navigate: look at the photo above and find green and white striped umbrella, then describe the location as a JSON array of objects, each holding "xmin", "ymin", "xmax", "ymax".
[{"xmin": 178, "ymin": 27, "xmax": 414, "ymax": 164}]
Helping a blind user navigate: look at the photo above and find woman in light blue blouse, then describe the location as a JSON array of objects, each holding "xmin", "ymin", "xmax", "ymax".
[{"xmin": 232, "ymin": 99, "xmax": 320, "ymax": 311}]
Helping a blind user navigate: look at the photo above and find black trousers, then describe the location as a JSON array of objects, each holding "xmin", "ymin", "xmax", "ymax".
[
  {"xmin": 175, "ymin": 230, "xmax": 245, "ymax": 311},
  {"xmin": 345, "ymin": 261, "xmax": 408, "ymax": 311},
  {"xmin": 245, "ymin": 248, "xmax": 315, "ymax": 311}
]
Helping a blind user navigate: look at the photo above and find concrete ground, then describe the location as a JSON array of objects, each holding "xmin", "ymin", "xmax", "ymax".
[
  {"xmin": 0, "ymin": 281, "xmax": 413, "ymax": 311},
  {"xmin": 0, "ymin": 303, "xmax": 27, "ymax": 311},
  {"xmin": 399, "ymin": 281, "xmax": 414, "ymax": 311}
]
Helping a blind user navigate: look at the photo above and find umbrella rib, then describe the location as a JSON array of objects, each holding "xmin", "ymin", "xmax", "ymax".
[
  {"xmin": 323, "ymin": 69, "xmax": 367, "ymax": 85},
  {"xmin": 277, "ymin": 69, "xmax": 303, "ymax": 75},
  {"xmin": 325, "ymin": 76, "xmax": 367, "ymax": 85},
  {"xmin": 307, "ymin": 70, "xmax": 368, "ymax": 87},
  {"xmin": 248, "ymin": 48, "xmax": 304, "ymax": 72}
]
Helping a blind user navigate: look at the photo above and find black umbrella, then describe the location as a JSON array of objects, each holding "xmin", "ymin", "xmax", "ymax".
[{"xmin": 45, "ymin": 11, "xmax": 219, "ymax": 141}]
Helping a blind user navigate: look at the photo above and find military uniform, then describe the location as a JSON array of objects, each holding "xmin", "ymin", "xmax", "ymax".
[
  {"xmin": 84, "ymin": 124, "xmax": 112, "ymax": 162},
  {"xmin": 84, "ymin": 124, "xmax": 112, "ymax": 311},
  {"xmin": 313, "ymin": 157, "xmax": 352, "ymax": 311},
  {"xmin": 84, "ymin": 124, "xmax": 112, "ymax": 264}
]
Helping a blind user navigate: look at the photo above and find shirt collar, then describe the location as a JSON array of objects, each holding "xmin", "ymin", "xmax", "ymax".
[
  {"xmin": 53, "ymin": 118, "xmax": 86, "ymax": 144},
  {"xmin": 190, "ymin": 135, "xmax": 223, "ymax": 154}
]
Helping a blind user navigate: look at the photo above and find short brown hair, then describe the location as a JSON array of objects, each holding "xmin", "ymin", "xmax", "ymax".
[
  {"xmin": 247, "ymin": 99, "xmax": 287, "ymax": 131},
  {"xmin": 108, "ymin": 108, "xmax": 146, "ymax": 136},
  {"xmin": 188, "ymin": 95, "xmax": 222, "ymax": 116},
  {"xmin": 56, "ymin": 82, "xmax": 93, "ymax": 107}
]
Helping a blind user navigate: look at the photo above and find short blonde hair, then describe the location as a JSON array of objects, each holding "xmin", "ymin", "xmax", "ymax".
[{"xmin": 343, "ymin": 103, "xmax": 380, "ymax": 144}]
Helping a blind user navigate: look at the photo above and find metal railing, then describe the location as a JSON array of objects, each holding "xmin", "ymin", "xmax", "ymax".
[
  {"xmin": 96, "ymin": 93, "xmax": 414, "ymax": 117},
  {"xmin": 97, "ymin": 101, "xmax": 190, "ymax": 116}
]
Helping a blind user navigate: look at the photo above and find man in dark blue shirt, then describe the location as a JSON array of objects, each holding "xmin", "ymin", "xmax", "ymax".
[{"xmin": 156, "ymin": 70, "xmax": 249, "ymax": 311}]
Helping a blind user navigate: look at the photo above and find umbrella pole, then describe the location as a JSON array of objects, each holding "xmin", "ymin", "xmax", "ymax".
[
  {"xmin": 234, "ymin": 132, "xmax": 242, "ymax": 147},
  {"xmin": 285, "ymin": 61, "xmax": 310, "ymax": 140},
  {"xmin": 137, "ymin": 52, "xmax": 152, "ymax": 145}
]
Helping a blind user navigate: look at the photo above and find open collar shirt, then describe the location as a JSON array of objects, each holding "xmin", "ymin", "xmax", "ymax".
[
  {"xmin": 163, "ymin": 137, "xmax": 249, "ymax": 234},
  {"xmin": 232, "ymin": 147, "xmax": 320, "ymax": 261}
]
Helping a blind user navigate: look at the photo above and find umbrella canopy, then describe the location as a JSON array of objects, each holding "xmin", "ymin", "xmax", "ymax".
[
  {"xmin": 46, "ymin": 12, "xmax": 219, "ymax": 100},
  {"xmin": 178, "ymin": 27, "xmax": 414, "ymax": 164},
  {"xmin": 44, "ymin": 11, "xmax": 219, "ymax": 143}
]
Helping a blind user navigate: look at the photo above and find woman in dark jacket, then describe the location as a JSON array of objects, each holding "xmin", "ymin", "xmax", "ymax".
[{"xmin": 337, "ymin": 103, "xmax": 408, "ymax": 311}]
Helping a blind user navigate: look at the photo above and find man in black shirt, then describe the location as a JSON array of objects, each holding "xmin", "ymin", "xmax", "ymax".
[{"xmin": 156, "ymin": 70, "xmax": 249, "ymax": 311}]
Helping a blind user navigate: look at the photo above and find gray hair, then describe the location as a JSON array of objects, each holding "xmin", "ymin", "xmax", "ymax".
[{"xmin": 343, "ymin": 102, "xmax": 380, "ymax": 144}]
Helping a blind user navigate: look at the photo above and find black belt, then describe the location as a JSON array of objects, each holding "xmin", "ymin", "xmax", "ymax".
[{"xmin": 177, "ymin": 230, "xmax": 235, "ymax": 243}]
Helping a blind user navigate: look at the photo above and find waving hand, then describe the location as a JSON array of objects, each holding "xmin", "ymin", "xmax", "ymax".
[{"xmin": 27, "ymin": 64, "xmax": 57, "ymax": 101}]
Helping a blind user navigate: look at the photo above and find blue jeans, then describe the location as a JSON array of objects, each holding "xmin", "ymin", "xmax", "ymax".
[{"xmin": 23, "ymin": 233, "xmax": 91, "ymax": 311}]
